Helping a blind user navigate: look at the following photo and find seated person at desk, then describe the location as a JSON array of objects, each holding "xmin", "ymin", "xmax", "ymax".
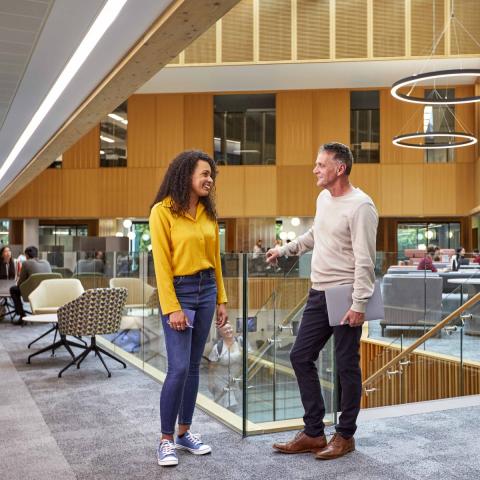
[
  {"xmin": 451, "ymin": 247, "xmax": 468, "ymax": 271},
  {"xmin": 73, "ymin": 251, "xmax": 105, "ymax": 274},
  {"xmin": 417, "ymin": 245, "xmax": 437, "ymax": 272},
  {"xmin": 0, "ymin": 246, "xmax": 16, "ymax": 280},
  {"xmin": 10, "ymin": 246, "xmax": 51, "ymax": 322},
  {"xmin": 473, "ymin": 249, "xmax": 480, "ymax": 265}
]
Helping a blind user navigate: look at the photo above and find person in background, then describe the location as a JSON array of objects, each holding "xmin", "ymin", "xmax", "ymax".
[
  {"xmin": 451, "ymin": 247, "xmax": 466, "ymax": 271},
  {"xmin": 207, "ymin": 322, "xmax": 244, "ymax": 412},
  {"xmin": 417, "ymin": 245, "xmax": 437, "ymax": 273},
  {"xmin": 9, "ymin": 246, "xmax": 51, "ymax": 323},
  {"xmin": 149, "ymin": 150, "xmax": 228, "ymax": 467},
  {"xmin": 74, "ymin": 250, "xmax": 105, "ymax": 274},
  {"xmin": 472, "ymin": 249, "xmax": 480, "ymax": 264},
  {"xmin": 433, "ymin": 246, "xmax": 442, "ymax": 262},
  {"xmin": 0, "ymin": 246, "xmax": 16, "ymax": 280}
]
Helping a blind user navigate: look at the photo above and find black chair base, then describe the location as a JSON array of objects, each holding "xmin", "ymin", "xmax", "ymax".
[
  {"xmin": 27, "ymin": 323, "xmax": 87, "ymax": 352},
  {"xmin": 0, "ymin": 297, "xmax": 17, "ymax": 322},
  {"xmin": 28, "ymin": 324, "xmax": 57, "ymax": 349},
  {"xmin": 58, "ymin": 336, "xmax": 127, "ymax": 378},
  {"xmin": 27, "ymin": 334, "xmax": 86, "ymax": 364}
]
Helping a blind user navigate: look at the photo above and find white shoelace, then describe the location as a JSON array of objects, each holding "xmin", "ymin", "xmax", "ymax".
[
  {"xmin": 186, "ymin": 432, "xmax": 202, "ymax": 446},
  {"xmin": 160, "ymin": 440, "xmax": 175, "ymax": 456}
]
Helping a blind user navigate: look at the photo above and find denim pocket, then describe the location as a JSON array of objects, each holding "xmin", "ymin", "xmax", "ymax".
[{"xmin": 173, "ymin": 276, "xmax": 184, "ymax": 286}]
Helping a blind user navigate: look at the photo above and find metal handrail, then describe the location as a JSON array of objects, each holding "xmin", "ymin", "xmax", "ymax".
[{"xmin": 362, "ymin": 291, "xmax": 480, "ymax": 389}]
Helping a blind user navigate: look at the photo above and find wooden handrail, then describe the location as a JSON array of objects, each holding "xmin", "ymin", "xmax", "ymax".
[{"xmin": 362, "ymin": 291, "xmax": 480, "ymax": 388}]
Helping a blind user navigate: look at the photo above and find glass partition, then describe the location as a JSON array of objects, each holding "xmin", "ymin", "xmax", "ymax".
[{"xmin": 29, "ymin": 249, "xmax": 480, "ymax": 434}]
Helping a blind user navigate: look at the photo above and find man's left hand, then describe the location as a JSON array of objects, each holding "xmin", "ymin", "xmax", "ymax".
[{"xmin": 340, "ymin": 309, "xmax": 365, "ymax": 327}]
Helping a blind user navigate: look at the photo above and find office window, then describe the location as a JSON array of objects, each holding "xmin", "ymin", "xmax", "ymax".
[
  {"xmin": 100, "ymin": 101, "xmax": 127, "ymax": 167},
  {"xmin": 0, "ymin": 220, "xmax": 9, "ymax": 245},
  {"xmin": 214, "ymin": 94, "xmax": 275, "ymax": 165},
  {"xmin": 424, "ymin": 89, "xmax": 455, "ymax": 163},
  {"xmin": 350, "ymin": 91, "xmax": 380, "ymax": 163},
  {"xmin": 397, "ymin": 222, "xmax": 460, "ymax": 255}
]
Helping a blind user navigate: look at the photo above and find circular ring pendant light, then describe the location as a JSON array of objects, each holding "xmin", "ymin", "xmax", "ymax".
[
  {"xmin": 392, "ymin": 132, "xmax": 477, "ymax": 149},
  {"xmin": 391, "ymin": 69, "xmax": 480, "ymax": 105}
]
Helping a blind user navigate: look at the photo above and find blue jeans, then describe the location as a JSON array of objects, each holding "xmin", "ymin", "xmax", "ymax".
[{"xmin": 160, "ymin": 269, "xmax": 217, "ymax": 435}]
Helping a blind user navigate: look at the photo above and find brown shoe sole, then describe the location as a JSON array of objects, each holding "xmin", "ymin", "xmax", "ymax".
[
  {"xmin": 273, "ymin": 446, "xmax": 323, "ymax": 454},
  {"xmin": 315, "ymin": 446, "xmax": 355, "ymax": 460}
]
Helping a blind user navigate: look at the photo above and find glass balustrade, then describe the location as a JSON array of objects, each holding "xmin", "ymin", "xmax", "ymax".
[{"xmin": 29, "ymin": 248, "xmax": 480, "ymax": 434}]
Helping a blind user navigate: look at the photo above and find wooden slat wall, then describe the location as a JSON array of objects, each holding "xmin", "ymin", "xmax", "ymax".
[
  {"xmin": 374, "ymin": 0, "xmax": 405, "ymax": 58},
  {"xmin": 3, "ymin": 87, "xmax": 477, "ymax": 219},
  {"xmin": 335, "ymin": 0, "xmax": 368, "ymax": 59},
  {"xmin": 452, "ymin": 0, "xmax": 480, "ymax": 55},
  {"xmin": 277, "ymin": 91, "xmax": 313, "ymax": 166},
  {"xmin": 259, "ymin": 0, "xmax": 291, "ymax": 62},
  {"xmin": 62, "ymin": 125, "xmax": 99, "ymax": 169},
  {"xmin": 455, "ymin": 86, "xmax": 476, "ymax": 164},
  {"xmin": 128, "ymin": 95, "xmax": 156, "ymax": 168},
  {"xmin": 312, "ymin": 89, "xmax": 350, "ymax": 151},
  {"xmin": 360, "ymin": 339, "xmax": 480, "ymax": 408},
  {"xmin": 411, "ymin": 0, "xmax": 445, "ymax": 57},
  {"xmin": 222, "ymin": 0, "xmax": 254, "ymax": 63},
  {"xmin": 297, "ymin": 0, "xmax": 330, "ymax": 60},
  {"xmin": 184, "ymin": 23, "xmax": 217, "ymax": 64}
]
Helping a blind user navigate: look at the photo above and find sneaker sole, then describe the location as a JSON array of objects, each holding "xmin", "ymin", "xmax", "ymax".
[
  {"xmin": 176, "ymin": 445, "xmax": 212, "ymax": 455},
  {"xmin": 158, "ymin": 458, "xmax": 179, "ymax": 466}
]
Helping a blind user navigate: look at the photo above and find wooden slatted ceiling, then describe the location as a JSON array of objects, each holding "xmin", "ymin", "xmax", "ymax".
[
  {"xmin": 297, "ymin": 0, "xmax": 330, "ymax": 60},
  {"xmin": 184, "ymin": 23, "xmax": 217, "ymax": 64},
  {"xmin": 259, "ymin": 0, "xmax": 292, "ymax": 61},
  {"xmin": 373, "ymin": 0, "xmax": 405, "ymax": 57},
  {"xmin": 451, "ymin": 0, "xmax": 480, "ymax": 55},
  {"xmin": 411, "ymin": 0, "xmax": 445, "ymax": 56},
  {"xmin": 335, "ymin": 0, "xmax": 368, "ymax": 59},
  {"xmin": 222, "ymin": 0, "xmax": 254, "ymax": 62}
]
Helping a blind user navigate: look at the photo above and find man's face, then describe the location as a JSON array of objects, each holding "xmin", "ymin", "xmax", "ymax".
[{"xmin": 313, "ymin": 151, "xmax": 344, "ymax": 188}]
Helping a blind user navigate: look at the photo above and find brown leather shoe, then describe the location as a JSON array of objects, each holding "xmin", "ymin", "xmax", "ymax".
[
  {"xmin": 273, "ymin": 431, "xmax": 327, "ymax": 454},
  {"xmin": 315, "ymin": 433, "xmax": 355, "ymax": 460}
]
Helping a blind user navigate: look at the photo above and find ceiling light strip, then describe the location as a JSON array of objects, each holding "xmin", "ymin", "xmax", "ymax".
[{"xmin": 0, "ymin": 0, "xmax": 127, "ymax": 182}]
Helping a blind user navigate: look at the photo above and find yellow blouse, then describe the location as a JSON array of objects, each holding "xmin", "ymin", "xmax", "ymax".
[{"xmin": 149, "ymin": 197, "xmax": 228, "ymax": 315}]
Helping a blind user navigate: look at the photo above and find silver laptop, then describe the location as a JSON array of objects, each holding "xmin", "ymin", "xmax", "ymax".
[{"xmin": 325, "ymin": 280, "xmax": 384, "ymax": 327}]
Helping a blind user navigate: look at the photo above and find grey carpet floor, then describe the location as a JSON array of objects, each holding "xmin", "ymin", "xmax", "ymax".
[{"xmin": 1, "ymin": 321, "xmax": 479, "ymax": 480}]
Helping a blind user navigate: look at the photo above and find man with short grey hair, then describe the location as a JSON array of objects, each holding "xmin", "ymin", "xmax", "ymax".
[{"xmin": 267, "ymin": 142, "xmax": 378, "ymax": 460}]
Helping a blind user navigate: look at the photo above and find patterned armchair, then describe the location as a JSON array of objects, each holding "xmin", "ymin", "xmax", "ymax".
[{"xmin": 57, "ymin": 287, "xmax": 128, "ymax": 378}]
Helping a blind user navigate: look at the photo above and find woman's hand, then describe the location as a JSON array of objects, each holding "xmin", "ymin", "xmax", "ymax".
[
  {"xmin": 168, "ymin": 310, "xmax": 188, "ymax": 331},
  {"xmin": 216, "ymin": 303, "xmax": 228, "ymax": 328}
]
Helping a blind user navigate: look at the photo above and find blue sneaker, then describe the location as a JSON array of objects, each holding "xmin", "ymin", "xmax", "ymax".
[
  {"xmin": 157, "ymin": 439, "xmax": 178, "ymax": 466},
  {"xmin": 176, "ymin": 431, "xmax": 212, "ymax": 455}
]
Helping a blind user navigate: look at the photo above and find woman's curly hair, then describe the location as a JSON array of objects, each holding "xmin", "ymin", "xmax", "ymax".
[{"xmin": 151, "ymin": 150, "xmax": 217, "ymax": 220}]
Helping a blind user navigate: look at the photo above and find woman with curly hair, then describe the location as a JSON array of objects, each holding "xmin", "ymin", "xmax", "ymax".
[{"xmin": 149, "ymin": 150, "xmax": 228, "ymax": 467}]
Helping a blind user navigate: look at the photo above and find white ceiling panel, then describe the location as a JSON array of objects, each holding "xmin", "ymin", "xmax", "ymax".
[
  {"xmin": 0, "ymin": 0, "xmax": 53, "ymax": 128},
  {"xmin": 0, "ymin": 0, "xmax": 178, "ymax": 191},
  {"xmin": 0, "ymin": 0, "xmax": 51, "ymax": 17}
]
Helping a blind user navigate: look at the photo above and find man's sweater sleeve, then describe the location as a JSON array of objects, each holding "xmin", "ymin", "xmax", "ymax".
[
  {"xmin": 350, "ymin": 202, "xmax": 378, "ymax": 313},
  {"xmin": 279, "ymin": 227, "xmax": 315, "ymax": 257}
]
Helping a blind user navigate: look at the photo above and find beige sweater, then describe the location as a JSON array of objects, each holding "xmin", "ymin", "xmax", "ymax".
[{"xmin": 279, "ymin": 187, "xmax": 378, "ymax": 313}]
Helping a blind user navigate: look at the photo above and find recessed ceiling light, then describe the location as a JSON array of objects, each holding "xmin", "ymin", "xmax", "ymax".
[{"xmin": 0, "ymin": 0, "xmax": 127, "ymax": 183}]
